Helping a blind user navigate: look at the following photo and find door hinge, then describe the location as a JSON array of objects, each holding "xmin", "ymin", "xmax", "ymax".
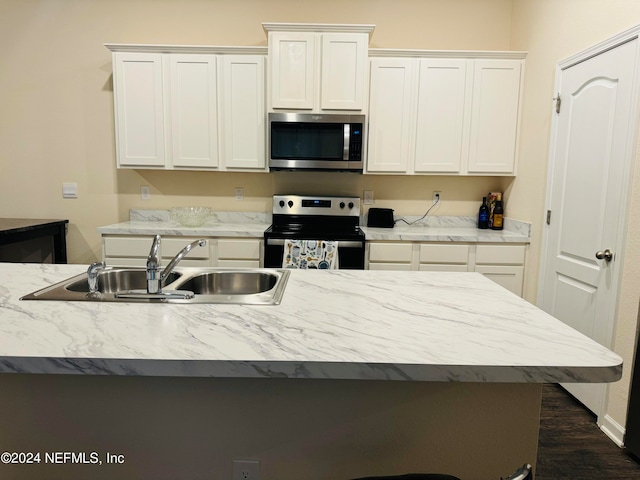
[
  {"xmin": 554, "ymin": 93, "xmax": 561, "ymax": 114},
  {"xmin": 546, "ymin": 210, "xmax": 552, "ymax": 225}
]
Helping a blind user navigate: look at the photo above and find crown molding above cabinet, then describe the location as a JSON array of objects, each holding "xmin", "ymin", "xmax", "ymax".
[
  {"xmin": 105, "ymin": 43, "xmax": 267, "ymax": 55},
  {"xmin": 369, "ymin": 48, "xmax": 527, "ymax": 60},
  {"xmin": 262, "ymin": 22, "xmax": 376, "ymax": 39}
]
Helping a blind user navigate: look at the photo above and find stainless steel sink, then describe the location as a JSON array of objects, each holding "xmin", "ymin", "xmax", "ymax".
[
  {"xmin": 65, "ymin": 269, "xmax": 182, "ymax": 294},
  {"xmin": 177, "ymin": 271, "xmax": 278, "ymax": 295},
  {"xmin": 21, "ymin": 267, "xmax": 290, "ymax": 305}
]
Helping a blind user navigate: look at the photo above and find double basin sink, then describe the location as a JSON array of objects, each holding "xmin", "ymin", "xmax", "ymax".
[{"xmin": 21, "ymin": 267, "xmax": 290, "ymax": 305}]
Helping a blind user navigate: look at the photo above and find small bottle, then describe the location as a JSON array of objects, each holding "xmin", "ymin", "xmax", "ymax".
[
  {"xmin": 478, "ymin": 197, "xmax": 489, "ymax": 229},
  {"xmin": 492, "ymin": 200, "xmax": 504, "ymax": 230}
]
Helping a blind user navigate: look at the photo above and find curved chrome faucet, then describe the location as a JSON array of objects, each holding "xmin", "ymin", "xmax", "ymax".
[
  {"xmin": 146, "ymin": 235, "xmax": 206, "ymax": 294},
  {"xmin": 87, "ymin": 262, "xmax": 106, "ymax": 294},
  {"xmin": 146, "ymin": 235, "xmax": 162, "ymax": 294}
]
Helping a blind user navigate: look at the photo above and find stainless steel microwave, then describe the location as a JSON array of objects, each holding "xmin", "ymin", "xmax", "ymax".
[{"xmin": 268, "ymin": 113, "xmax": 365, "ymax": 172}]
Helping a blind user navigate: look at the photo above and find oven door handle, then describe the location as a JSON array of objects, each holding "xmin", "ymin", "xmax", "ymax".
[{"xmin": 265, "ymin": 238, "xmax": 364, "ymax": 248}]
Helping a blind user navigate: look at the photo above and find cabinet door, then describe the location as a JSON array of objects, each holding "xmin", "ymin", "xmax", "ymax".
[
  {"xmin": 367, "ymin": 59, "xmax": 416, "ymax": 173},
  {"xmin": 414, "ymin": 59, "xmax": 469, "ymax": 173},
  {"xmin": 221, "ymin": 56, "xmax": 266, "ymax": 170},
  {"xmin": 320, "ymin": 33, "xmax": 367, "ymax": 110},
  {"xmin": 467, "ymin": 59, "xmax": 522, "ymax": 174},
  {"xmin": 168, "ymin": 55, "xmax": 219, "ymax": 168},
  {"xmin": 475, "ymin": 265, "xmax": 524, "ymax": 296},
  {"xmin": 113, "ymin": 52, "xmax": 165, "ymax": 167},
  {"xmin": 270, "ymin": 32, "xmax": 315, "ymax": 109}
]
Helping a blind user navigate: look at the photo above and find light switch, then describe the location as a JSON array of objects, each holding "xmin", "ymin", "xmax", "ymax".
[{"xmin": 62, "ymin": 183, "xmax": 78, "ymax": 199}]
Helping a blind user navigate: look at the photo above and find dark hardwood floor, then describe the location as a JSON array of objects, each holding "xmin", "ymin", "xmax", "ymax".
[{"xmin": 535, "ymin": 384, "xmax": 640, "ymax": 479}]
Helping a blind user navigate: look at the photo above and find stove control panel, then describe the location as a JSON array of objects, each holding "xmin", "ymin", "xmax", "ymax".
[{"xmin": 273, "ymin": 195, "xmax": 360, "ymax": 217}]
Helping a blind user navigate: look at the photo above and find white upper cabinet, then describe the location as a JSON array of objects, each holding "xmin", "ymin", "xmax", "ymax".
[
  {"xmin": 107, "ymin": 45, "xmax": 267, "ymax": 172},
  {"xmin": 265, "ymin": 24, "xmax": 373, "ymax": 112},
  {"xmin": 320, "ymin": 33, "xmax": 368, "ymax": 110},
  {"xmin": 220, "ymin": 56, "xmax": 266, "ymax": 170},
  {"xmin": 269, "ymin": 32, "xmax": 316, "ymax": 109},
  {"xmin": 467, "ymin": 59, "xmax": 522, "ymax": 174},
  {"xmin": 414, "ymin": 59, "xmax": 469, "ymax": 173},
  {"xmin": 113, "ymin": 52, "xmax": 165, "ymax": 168},
  {"xmin": 366, "ymin": 51, "xmax": 525, "ymax": 175},
  {"xmin": 168, "ymin": 55, "xmax": 219, "ymax": 169},
  {"xmin": 367, "ymin": 58, "xmax": 416, "ymax": 173}
]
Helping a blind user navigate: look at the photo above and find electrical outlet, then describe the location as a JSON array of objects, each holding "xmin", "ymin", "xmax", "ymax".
[
  {"xmin": 141, "ymin": 186, "xmax": 151, "ymax": 200},
  {"xmin": 433, "ymin": 191, "xmax": 441, "ymax": 203},
  {"xmin": 232, "ymin": 460, "xmax": 260, "ymax": 480},
  {"xmin": 235, "ymin": 187, "xmax": 244, "ymax": 201},
  {"xmin": 364, "ymin": 190, "xmax": 374, "ymax": 205}
]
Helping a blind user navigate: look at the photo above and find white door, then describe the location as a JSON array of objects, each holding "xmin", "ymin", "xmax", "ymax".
[{"xmin": 539, "ymin": 39, "xmax": 638, "ymax": 416}]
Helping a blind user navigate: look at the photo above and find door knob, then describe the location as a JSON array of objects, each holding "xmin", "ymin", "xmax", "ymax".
[{"xmin": 595, "ymin": 249, "xmax": 614, "ymax": 262}]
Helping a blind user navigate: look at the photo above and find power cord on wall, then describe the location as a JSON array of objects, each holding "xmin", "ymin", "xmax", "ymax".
[{"xmin": 394, "ymin": 195, "xmax": 441, "ymax": 226}]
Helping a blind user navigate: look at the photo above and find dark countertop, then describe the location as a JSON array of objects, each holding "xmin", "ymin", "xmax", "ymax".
[
  {"xmin": 0, "ymin": 218, "xmax": 69, "ymax": 235},
  {"xmin": 0, "ymin": 218, "xmax": 69, "ymax": 263}
]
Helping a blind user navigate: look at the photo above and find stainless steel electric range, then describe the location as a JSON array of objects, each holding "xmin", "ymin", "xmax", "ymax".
[{"xmin": 263, "ymin": 195, "xmax": 366, "ymax": 269}]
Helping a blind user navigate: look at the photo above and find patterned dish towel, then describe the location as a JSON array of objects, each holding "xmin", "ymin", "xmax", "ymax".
[{"xmin": 282, "ymin": 240, "xmax": 338, "ymax": 269}]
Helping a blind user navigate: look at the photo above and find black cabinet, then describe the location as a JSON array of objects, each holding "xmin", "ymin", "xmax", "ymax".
[{"xmin": 0, "ymin": 219, "xmax": 69, "ymax": 264}]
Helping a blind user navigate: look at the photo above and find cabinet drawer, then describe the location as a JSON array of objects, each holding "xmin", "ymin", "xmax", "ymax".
[
  {"xmin": 476, "ymin": 245, "xmax": 525, "ymax": 265},
  {"xmin": 368, "ymin": 262, "xmax": 413, "ymax": 271},
  {"xmin": 104, "ymin": 236, "xmax": 210, "ymax": 259},
  {"xmin": 218, "ymin": 259, "xmax": 260, "ymax": 268},
  {"xmin": 369, "ymin": 243, "xmax": 413, "ymax": 262},
  {"xmin": 217, "ymin": 239, "xmax": 261, "ymax": 260},
  {"xmin": 419, "ymin": 244, "xmax": 469, "ymax": 264},
  {"xmin": 419, "ymin": 264, "xmax": 469, "ymax": 272}
]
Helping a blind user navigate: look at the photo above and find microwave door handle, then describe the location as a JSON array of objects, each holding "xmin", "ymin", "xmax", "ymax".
[{"xmin": 343, "ymin": 124, "xmax": 350, "ymax": 160}]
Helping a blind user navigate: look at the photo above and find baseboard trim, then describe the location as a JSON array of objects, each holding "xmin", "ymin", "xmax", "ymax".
[{"xmin": 600, "ymin": 414, "xmax": 626, "ymax": 447}]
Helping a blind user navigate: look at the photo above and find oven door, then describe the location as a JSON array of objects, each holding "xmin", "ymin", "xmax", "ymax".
[{"xmin": 264, "ymin": 236, "xmax": 365, "ymax": 269}]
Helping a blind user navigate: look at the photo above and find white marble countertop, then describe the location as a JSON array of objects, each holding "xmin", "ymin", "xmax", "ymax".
[
  {"xmin": 97, "ymin": 210, "xmax": 270, "ymax": 237},
  {"xmin": 361, "ymin": 226, "xmax": 529, "ymax": 242},
  {"xmin": 97, "ymin": 211, "xmax": 531, "ymax": 243},
  {"xmin": 97, "ymin": 220, "xmax": 270, "ymax": 238},
  {"xmin": 0, "ymin": 263, "xmax": 620, "ymax": 383}
]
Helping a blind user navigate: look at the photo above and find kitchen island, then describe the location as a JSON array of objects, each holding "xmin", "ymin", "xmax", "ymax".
[{"xmin": 0, "ymin": 263, "xmax": 621, "ymax": 480}]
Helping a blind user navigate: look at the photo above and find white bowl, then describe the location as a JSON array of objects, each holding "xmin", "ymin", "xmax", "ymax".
[{"xmin": 170, "ymin": 207, "xmax": 212, "ymax": 227}]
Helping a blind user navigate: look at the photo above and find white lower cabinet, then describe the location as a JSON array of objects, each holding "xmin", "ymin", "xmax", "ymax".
[
  {"xmin": 474, "ymin": 244, "xmax": 525, "ymax": 296},
  {"xmin": 216, "ymin": 239, "xmax": 262, "ymax": 268},
  {"xmin": 367, "ymin": 242, "xmax": 413, "ymax": 271},
  {"xmin": 102, "ymin": 236, "xmax": 262, "ymax": 268},
  {"xmin": 367, "ymin": 242, "xmax": 526, "ymax": 296}
]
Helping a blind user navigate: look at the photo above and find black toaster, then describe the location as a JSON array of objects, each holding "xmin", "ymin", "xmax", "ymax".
[{"xmin": 367, "ymin": 208, "xmax": 395, "ymax": 228}]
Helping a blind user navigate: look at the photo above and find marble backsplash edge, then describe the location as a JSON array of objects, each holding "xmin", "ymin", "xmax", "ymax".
[
  {"xmin": 395, "ymin": 215, "xmax": 532, "ymax": 236},
  {"xmin": 129, "ymin": 209, "xmax": 272, "ymax": 224},
  {"xmin": 129, "ymin": 209, "xmax": 531, "ymax": 236}
]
